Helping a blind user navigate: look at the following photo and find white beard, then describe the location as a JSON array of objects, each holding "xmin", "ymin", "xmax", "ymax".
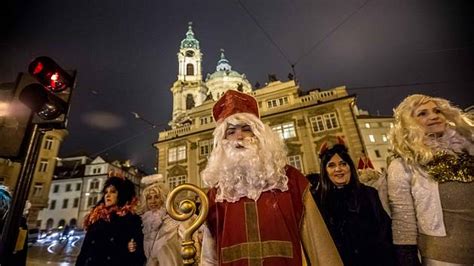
[{"xmin": 202, "ymin": 137, "xmax": 288, "ymax": 202}]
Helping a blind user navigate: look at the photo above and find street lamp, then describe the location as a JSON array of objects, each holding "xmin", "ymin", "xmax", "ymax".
[{"xmin": 131, "ymin": 112, "xmax": 157, "ymax": 128}]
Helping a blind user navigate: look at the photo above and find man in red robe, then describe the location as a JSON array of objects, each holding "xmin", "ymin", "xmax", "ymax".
[{"xmin": 200, "ymin": 90, "xmax": 341, "ymax": 266}]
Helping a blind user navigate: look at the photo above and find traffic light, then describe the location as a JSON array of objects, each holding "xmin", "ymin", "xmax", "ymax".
[{"xmin": 18, "ymin": 56, "xmax": 76, "ymax": 128}]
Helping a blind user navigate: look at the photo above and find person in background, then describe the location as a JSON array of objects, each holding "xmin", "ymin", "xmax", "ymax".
[
  {"xmin": 0, "ymin": 185, "xmax": 12, "ymax": 234},
  {"xmin": 388, "ymin": 94, "xmax": 474, "ymax": 265},
  {"xmin": 200, "ymin": 89, "xmax": 341, "ymax": 266},
  {"xmin": 0, "ymin": 186, "xmax": 30, "ymax": 266},
  {"xmin": 140, "ymin": 174, "xmax": 184, "ymax": 266},
  {"xmin": 0, "ymin": 185, "xmax": 13, "ymax": 263},
  {"xmin": 314, "ymin": 141, "xmax": 394, "ymax": 266},
  {"xmin": 76, "ymin": 176, "xmax": 146, "ymax": 266}
]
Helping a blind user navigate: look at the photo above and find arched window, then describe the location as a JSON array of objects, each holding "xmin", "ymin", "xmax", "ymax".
[
  {"xmin": 58, "ymin": 219, "xmax": 66, "ymax": 228},
  {"xmin": 186, "ymin": 94, "xmax": 195, "ymax": 110},
  {"xmin": 46, "ymin": 218, "xmax": 54, "ymax": 230},
  {"xmin": 186, "ymin": 63, "xmax": 194, "ymax": 76},
  {"xmin": 69, "ymin": 218, "xmax": 77, "ymax": 228}
]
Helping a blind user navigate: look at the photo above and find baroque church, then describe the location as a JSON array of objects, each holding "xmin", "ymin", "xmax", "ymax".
[
  {"xmin": 169, "ymin": 22, "xmax": 251, "ymax": 128},
  {"xmin": 154, "ymin": 23, "xmax": 391, "ymax": 190}
]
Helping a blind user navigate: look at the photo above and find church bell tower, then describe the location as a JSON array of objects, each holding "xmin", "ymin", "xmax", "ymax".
[{"xmin": 170, "ymin": 22, "xmax": 207, "ymax": 128}]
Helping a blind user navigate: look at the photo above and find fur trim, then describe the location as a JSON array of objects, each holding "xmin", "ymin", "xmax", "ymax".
[{"xmin": 141, "ymin": 174, "xmax": 164, "ymax": 185}]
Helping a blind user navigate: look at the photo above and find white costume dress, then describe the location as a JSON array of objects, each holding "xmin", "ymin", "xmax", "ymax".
[{"xmin": 142, "ymin": 208, "xmax": 182, "ymax": 266}]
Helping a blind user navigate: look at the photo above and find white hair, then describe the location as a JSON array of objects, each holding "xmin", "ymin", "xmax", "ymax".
[
  {"xmin": 201, "ymin": 113, "xmax": 289, "ymax": 202},
  {"xmin": 390, "ymin": 94, "xmax": 473, "ymax": 164},
  {"xmin": 138, "ymin": 182, "xmax": 169, "ymax": 214}
]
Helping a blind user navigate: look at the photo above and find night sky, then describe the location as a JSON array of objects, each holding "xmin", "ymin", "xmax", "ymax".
[{"xmin": 1, "ymin": 0, "xmax": 473, "ymax": 173}]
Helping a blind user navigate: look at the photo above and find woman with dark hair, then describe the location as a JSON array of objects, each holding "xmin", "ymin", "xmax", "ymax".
[
  {"xmin": 314, "ymin": 143, "xmax": 394, "ymax": 266},
  {"xmin": 76, "ymin": 176, "xmax": 146, "ymax": 266}
]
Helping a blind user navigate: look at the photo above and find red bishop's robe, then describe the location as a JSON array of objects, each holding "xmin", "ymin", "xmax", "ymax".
[{"xmin": 203, "ymin": 165, "xmax": 342, "ymax": 266}]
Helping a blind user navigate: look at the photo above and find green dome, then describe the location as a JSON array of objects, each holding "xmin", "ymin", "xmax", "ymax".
[{"xmin": 180, "ymin": 22, "xmax": 200, "ymax": 49}]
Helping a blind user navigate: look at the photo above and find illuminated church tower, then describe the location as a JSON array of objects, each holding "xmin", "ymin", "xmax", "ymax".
[
  {"xmin": 170, "ymin": 22, "xmax": 207, "ymax": 128},
  {"xmin": 169, "ymin": 23, "xmax": 252, "ymax": 128}
]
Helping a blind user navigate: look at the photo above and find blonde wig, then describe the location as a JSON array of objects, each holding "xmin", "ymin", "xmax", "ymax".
[
  {"xmin": 389, "ymin": 94, "xmax": 473, "ymax": 164},
  {"xmin": 138, "ymin": 182, "xmax": 169, "ymax": 213}
]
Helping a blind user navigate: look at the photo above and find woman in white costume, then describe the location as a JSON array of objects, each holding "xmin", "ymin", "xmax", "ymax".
[
  {"xmin": 140, "ymin": 175, "xmax": 183, "ymax": 266},
  {"xmin": 388, "ymin": 94, "xmax": 473, "ymax": 266}
]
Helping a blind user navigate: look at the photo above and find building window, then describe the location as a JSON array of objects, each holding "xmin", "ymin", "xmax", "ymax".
[
  {"xmin": 310, "ymin": 116, "xmax": 325, "ymax": 132},
  {"xmin": 92, "ymin": 167, "xmax": 101, "ymax": 174},
  {"xmin": 168, "ymin": 145, "xmax": 187, "ymax": 163},
  {"xmin": 364, "ymin": 123, "xmax": 370, "ymax": 128},
  {"xmin": 390, "ymin": 123, "xmax": 394, "ymax": 128},
  {"xmin": 169, "ymin": 175, "xmax": 187, "ymax": 189},
  {"xmin": 324, "ymin": 113, "xmax": 339, "ymax": 130},
  {"xmin": 73, "ymin": 198, "xmax": 79, "ymax": 208},
  {"xmin": 0, "ymin": 177, "xmax": 4, "ymax": 185},
  {"xmin": 46, "ymin": 219, "xmax": 54, "ymax": 230},
  {"xmin": 382, "ymin": 134, "xmax": 388, "ymax": 142},
  {"xmin": 62, "ymin": 199, "xmax": 69, "ymax": 209},
  {"xmin": 186, "ymin": 63, "xmax": 194, "ymax": 76},
  {"xmin": 65, "ymin": 184, "xmax": 72, "ymax": 192},
  {"xmin": 50, "ymin": 200, "xmax": 56, "ymax": 210},
  {"xmin": 272, "ymin": 122, "xmax": 296, "ymax": 140},
  {"xmin": 44, "ymin": 136, "xmax": 54, "ymax": 150},
  {"xmin": 267, "ymin": 96, "xmax": 289, "ymax": 108},
  {"xmin": 375, "ymin": 150, "xmax": 381, "ymax": 158},
  {"xmin": 53, "ymin": 184, "xmax": 59, "ymax": 193},
  {"xmin": 369, "ymin": 135, "xmax": 376, "ymax": 143},
  {"xmin": 199, "ymin": 139, "xmax": 213, "ymax": 157},
  {"xmin": 87, "ymin": 195, "xmax": 99, "ymax": 207},
  {"xmin": 310, "ymin": 112, "xmax": 340, "ymax": 133},
  {"xmin": 39, "ymin": 159, "xmax": 48, "ymax": 172},
  {"xmin": 200, "ymin": 115, "xmax": 213, "ymax": 125},
  {"xmin": 76, "ymin": 183, "xmax": 81, "ymax": 191},
  {"xmin": 89, "ymin": 179, "xmax": 100, "ymax": 190},
  {"xmin": 288, "ymin": 155, "xmax": 303, "ymax": 172},
  {"xmin": 32, "ymin": 183, "xmax": 43, "ymax": 197},
  {"xmin": 58, "ymin": 219, "xmax": 66, "ymax": 228}
]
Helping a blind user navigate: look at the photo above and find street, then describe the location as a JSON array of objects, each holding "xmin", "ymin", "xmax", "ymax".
[{"xmin": 26, "ymin": 231, "xmax": 84, "ymax": 266}]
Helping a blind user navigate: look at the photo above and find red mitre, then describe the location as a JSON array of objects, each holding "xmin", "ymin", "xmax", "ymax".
[
  {"xmin": 212, "ymin": 90, "xmax": 259, "ymax": 122},
  {"xmin": 357, "ymin": 157, "xmax": 375, "ymax": 170}
]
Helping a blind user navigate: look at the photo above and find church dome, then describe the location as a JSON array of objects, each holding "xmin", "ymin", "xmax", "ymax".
[
  {"xmin": 180, "ymin": 22, "xmax": 200, "ymax": 49},
  {"xmin": 207, "ymin": 50, "xmax": 248, "ymax": 80},
  {"xmin": 205, "ymin": 49, "xmax": 252, "ymax": 99}
]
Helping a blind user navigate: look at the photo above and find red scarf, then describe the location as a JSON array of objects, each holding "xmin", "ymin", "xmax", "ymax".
[{"xmin": 83, "ymin": 197, "xmax": 138, "ymax": 230}]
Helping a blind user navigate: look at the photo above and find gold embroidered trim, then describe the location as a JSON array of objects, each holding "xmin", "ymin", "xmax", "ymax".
[
  {"xmin": 221, "ymin": 241, "xmax": 294, "ymax": 263},
  {"xmin": 425, "ymin": 152, "xmax": 474, "ymax": 183},
  {"xmin": 221, "ymin": 202, "xmax": 293, "ymax": 264}
]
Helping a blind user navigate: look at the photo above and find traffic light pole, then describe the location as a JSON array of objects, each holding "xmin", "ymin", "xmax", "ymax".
[{"xmin": 0, "ymin": 123, "xmax": 44, "ymax": 265}]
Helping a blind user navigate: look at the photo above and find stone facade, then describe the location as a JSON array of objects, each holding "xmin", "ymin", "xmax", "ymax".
[{"xmin": 155, "ymin": 80, "xmax": 365, "ymax": 189}]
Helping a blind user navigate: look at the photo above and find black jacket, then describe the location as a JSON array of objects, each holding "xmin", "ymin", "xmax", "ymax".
[
  {"xmin": 313, "ymin": 184, "xmax": 394, "ymax": 266},
  {"xmin": 76, "ymin": 213, "xmax": 146, "ymax": 266}
]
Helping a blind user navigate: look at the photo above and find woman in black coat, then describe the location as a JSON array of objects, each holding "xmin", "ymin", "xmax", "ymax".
[
  {"xmin": 76, "ymin": 176, "xmax": 146, "ymax": 266},
  {"xmin": 313, "ymin": 143, "xmax": 394, "ymax": 266}
]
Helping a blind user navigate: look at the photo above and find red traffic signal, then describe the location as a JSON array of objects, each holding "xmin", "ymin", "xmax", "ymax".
[
  {"xmin": 28, "ymin": 56, "xmax": 73, "ymax": 92},
  {"xmin": 18, "ymin": 56, "xmax": 76, "ymax": 126}
]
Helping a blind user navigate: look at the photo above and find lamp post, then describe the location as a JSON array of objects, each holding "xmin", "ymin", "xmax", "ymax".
[{"xmin": 131, "ymin": 112, "xmax": 157, "ymax": 128}]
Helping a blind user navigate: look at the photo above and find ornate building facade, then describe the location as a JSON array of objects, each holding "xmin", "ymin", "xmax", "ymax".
[
  {"xmin": 355, "ymin": 112, "xmax": 394, "ymax": 172},
  {"xmin": 154, "ymin": 23, "xmax": 366, "ymax": 189}
]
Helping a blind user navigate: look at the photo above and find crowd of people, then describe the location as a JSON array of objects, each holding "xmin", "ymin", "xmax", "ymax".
[{"xmin": 2, "ymin": 90, "xmax": 472, "ymax": 266}]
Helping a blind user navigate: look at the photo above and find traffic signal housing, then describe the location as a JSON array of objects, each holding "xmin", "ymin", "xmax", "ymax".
[{"xmin": 18, "ymin": 56, "xmax": 76, "ymax": 128}]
